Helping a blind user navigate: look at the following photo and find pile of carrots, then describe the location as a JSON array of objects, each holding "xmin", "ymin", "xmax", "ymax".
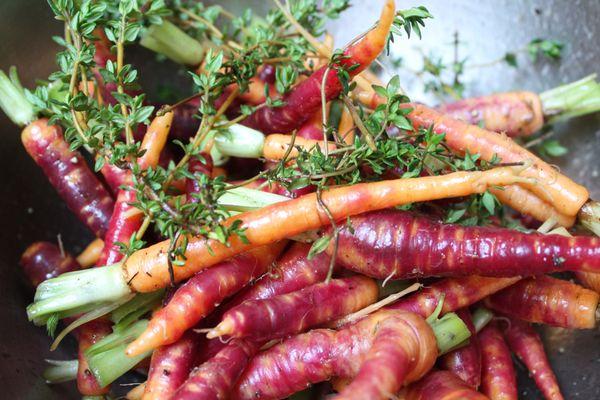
[{"xmin": 5, "ymin": 1, "xmax": 600, "ymax": 399}]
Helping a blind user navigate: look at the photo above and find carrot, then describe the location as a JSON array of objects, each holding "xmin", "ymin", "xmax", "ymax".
[
  {"xmin": 98, "ymin": 112, "xmax": 174, "ymax": 266},
  {"xmin": 405, "ymin": 370, "xmax": 489, "ymax": 400},
  {"xmin": 20, "ymin": 242, "xmax": 80, "ymax": 287},
  {"xmin": 575, "ymin": 270, "xmax": 600, "ymax": 293},
  {"xmin": 388, "ymin": 275, "xmax": 520, "ymax": 319},
  {"xmin": 338, "ymin": 105, "xmax": 355, "ymax": 144},
  {"xmin": 489, "ymin": 186, "xmax": 575, "ymax": 227},
  {"xmin": 29, "ymin": 166, "xmax": 524, "ymax": 322},
  {"xmin": 76, "ymin": 238, "xmax": 105, "ymax": 268},
  {"xmin": 437, "ymin": 74, "xmax": 600, "ymax": 137},
  {"xmin": 484, "ymin": 275, "xmax": 599, "ymax": 329},
  {"xmin": 330, "ymin": 209, "xmax": 600, "ymax": 279},
  {"xmin": 126, "ymin": 243, "xmax": 285, "ymax": 357},
  {"xmin": 223, "ymin": 242, "xmax": 332, "ymax": 309},
  {"xmin": 479, "ymin": 323, "xmax": 518, "ymax": 400},
  {"xmin": 172, "ymin": 339, "xmax": 259, "ymax": 400},
  {"xmin": 143, "ymin": 331, "xmax": 201, "ymax": 400},
  {"xmin": 262, "ymin": 133, "xmax": 336, "ymax": 160},
  {"xmin": 185, "ymin": 153, "xmax": 214, "ymax": 202},
  {"xmin": 21, "ymin": 119, "xmax": 115, "ymax": 237},
  {"xmin": 406, "ymin": 103, "xmax": 589, "ymax": 217},
  {"xmin": 242, "ymin": 0, "xmax": 395, "ymax": 134},
  {"xmin": 502, "ymin": 317, "xmax": 563, "ymax": 400},
  {"xmin": 357, "ymin": 92, "xmax": 589, "ymax": 217},
  {"xmin": 332, "ymin": 312, "xmax": 438, "ymax": 400},
  {"xmin": 439, "ymin": 309, "xmax": 481, "ymax": 388},
  {"xmin": 100, "ymin": 162, "xmax": 129, "ymax": 194},
  {"xmin": 76, "ymin": 319, "xmax": 113, "ymax": 396},
  {"xmin": 124, "ymin": 167, "xmax": 523, "ymax": 292},
  {"xmin": 208, "ymin": 276, "xmax": 379, "ymax": 341},
  {"xmin": 437, "ymin": 92, "xmax": 544, "ymax": 137},
  {"xmin": 233, "ymin": 310, "xmax": 439, "ymax": 400}
]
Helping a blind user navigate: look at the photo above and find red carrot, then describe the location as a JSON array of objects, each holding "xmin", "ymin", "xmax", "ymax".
[
  {"xmin": 330, "ymin": 209, "xmax": 600, "ymax": 279},
  {"xmin": 388, "ymin": 275, "xmax": 520, "ymax": 317},
  {"xmin": 297, "ymin": 108, "xmax": 328, "ymax": 140},
  {"xmin": 333, "ymin": 312, "xmax": 437, "ymax": 400},
  {"xmin": 479, "ymin": 323, "xmax": 518, "ymax": 400},
  {"xmin": 21, "ymin": 119, "xmax": 114, "ymax": 237},
  {"xmin": 170, "ymin": 98, "xmax": 201, "ymax": 140},
  {"xmin": 171, "ymin": 340, "xmax": 259, "ymax": 400},
  {"xmin": 233, "ymin": 310, "xmax": 438, "ymax": 400},
  {"xmin": 439, "ymin": 309, "xmax": 481, "ymax": 388},
  {"xmin": 502, "ymin": 318, "xmax": 563, "ymax": 400},
  {"xmin": 437, "ymin": 92, "xmax": 544, "ymax": 137},
  {"xmin": 484, "ymin": 275, "xmax": 599, "ymax": 329},
  {"xmin": 405, "ymin": 370, "xmax": 489, "ymax": 400},
  {"xmin": 242, "ymin": 0, "xmax": 395, "ymax": 134},
  {"xmin": 20, "ymin": 242, "xmax": 80, "ymax": 287},
  {"xmin": 126, "ymin": 243, "xmax": 286, "ymax": 357},
  {"xmin": 208, "ymin": 275, "xmax": 379, "ymax": 341},
  {"xmin": 143, "ymin": 331, "xmax": 201, "ymax": 400}
]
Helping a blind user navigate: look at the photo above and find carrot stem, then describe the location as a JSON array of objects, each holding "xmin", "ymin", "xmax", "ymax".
[
  {"xmin": 214, "ymin": 124, "xmax": 265, "ymax": 158},
  {"xmin": 472, "ymin": 307, "xmax": 494, "ymax": 333},
  {"xmin": 140, "ymin": 21, "xmax": 204, "ymax": 66},
  {"xmin": 0, "ymin": 67, "xmax": 35, "ymax": 126},
  {"xmin": 43, "ymin": 359, "xmax": 79, "ymax": 384},
  {"xmin": 540, "ymin": 74, "xmax": 600, "ymax": 123}
]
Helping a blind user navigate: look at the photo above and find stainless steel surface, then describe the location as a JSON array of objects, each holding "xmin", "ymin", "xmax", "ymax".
[{"xmin": 0, "ymin": 0, "xmax": 599, "ymax": 398}]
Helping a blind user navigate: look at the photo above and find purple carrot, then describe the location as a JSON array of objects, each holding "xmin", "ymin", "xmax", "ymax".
[
  {"xmin": 171, "ymin": 340, "xmax": 259, "ymax": 400},
  {"xmin": 143, "ymin": 331, "xmax": 201, "ymax": 400},
  {"xmin": 502, "ymin": 317, "xmax": 563, "ymax": 400},
  {"xmin": 21, "ymin": 119, "xmax": 114, "ymax": 237},
  {"xmin": 479, "ymin": 323, "xmax": 518, "ymax": 400},
  {"xmin": 484, "ymin": 275, "xmax": 599, "ymax": 329},
  {"xmin": 20, "ymin": 242, "xmax": 80, "ymax": 287},
  {"xmin": 329, "ymin": 209, "xmax": 600, "ymax": 279}
]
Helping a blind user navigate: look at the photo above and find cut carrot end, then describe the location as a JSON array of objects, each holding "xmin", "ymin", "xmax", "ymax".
[{"xmin": 206, "ymin": 319, "xmax": 234, "ymax": 339}]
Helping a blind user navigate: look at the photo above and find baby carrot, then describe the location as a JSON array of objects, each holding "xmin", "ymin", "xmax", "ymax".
[
  {"xmin": 20, "ymin": 242, "xmax": 80, "ymax": 287},
  {"xmin": 502, "ymin": 317, "xmax": 563, "ymax": 400},
  {"xmin": 405, "ymin": 370, "xmax": 489, "ymax": 400},
  {"xmin": 484, "ymin": 275, "xmax": 599, "ymax": 329},
  {"xmin": 479, "ymin": 323, "xmax": 518, "ymax": 400}
]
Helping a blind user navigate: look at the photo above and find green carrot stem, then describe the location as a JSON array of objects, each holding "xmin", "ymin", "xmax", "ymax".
[
  {"xmin": 214, "ymin": 124, "xmax": 265, "ymax": 158},
  {"xmin": 43, "ymin": 359, "xmax": 78, "ymax": 384},
  {"xmin": 472, "ymin": 306, "xmax": 494, "ymax": 332},
  {"xmin": 0, "ymin": 67, "xmax": 35, "ymax": 126},
  {"xmin": 85, "ymin": 319, "xmax": 150, "ymax": 387},
  {"xmin": 111, "ymin": 290, "xmax": 164, "ymax": 328},
  {"xmin": 27, "ymin": 264, "xmax": 132, "ymax": 322},
  {"xmin": 429, "ymin": 311, "xmax": 471, "ymax": 355},
  {"xmin": 140, "ymin": 21, "xmax": 204, "ymax": 66},
  {"xmin": 540, "ymin": 74, "xmax": 600, "ymax": 123}
]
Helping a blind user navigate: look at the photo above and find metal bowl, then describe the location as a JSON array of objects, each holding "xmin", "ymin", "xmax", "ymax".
[{"xmin": 1, "ymin": 0, "xmax": 598, "ymax": 398}]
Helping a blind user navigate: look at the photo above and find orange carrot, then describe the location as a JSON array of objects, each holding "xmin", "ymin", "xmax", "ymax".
[
  {"xmin": 76, "ymin": 238, "xmax": 105, "ymax": 268},
  {"xmin": 405, "ymin": 370, "xmax": 489, "ymax": 400},
  {"xmin": 262, "ymin": 133, "xmax": 336, "ymax": 160},
  {"xmin": 124, "ymin": 167, "xmax": 523, "ymax": 292},
  {"xmin": 126, "ymin": 243, "xmax": 285, "ymax": 357},
  {"xmin": 356, "ymin": 93, "xmax": 589, "ymax": 217},
  {"xmin": 338, "ymin": 105, "xmax": 355, "ymax": 144}
]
